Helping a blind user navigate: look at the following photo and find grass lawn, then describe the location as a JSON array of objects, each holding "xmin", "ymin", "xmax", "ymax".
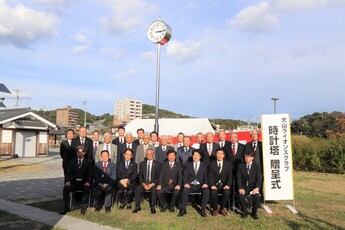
[{"xmin": 29, "ymin": 171, "xmax": 345, "ymax": 230}]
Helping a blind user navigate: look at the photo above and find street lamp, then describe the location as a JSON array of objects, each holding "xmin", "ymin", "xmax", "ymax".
[
  {"xmin": 147, "ymin": 18, "xmax": 172, "ymax": 134},
  {"xmin": 83, "ymin": 101, "xmax": 87, "ymax": 127},
  {"xmin": 271, "ymin": 98, "xmax": 279, "ymax": 114}
]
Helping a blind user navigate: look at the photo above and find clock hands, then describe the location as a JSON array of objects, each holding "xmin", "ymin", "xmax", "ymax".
[{"xmin": 155, "ymin": 30, "xmax": 166, "ymax": 33}]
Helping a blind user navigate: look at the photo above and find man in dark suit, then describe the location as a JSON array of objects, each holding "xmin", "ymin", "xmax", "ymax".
[
  {"xmin": 117, "ymin": 132, "xmax": 138, "ymax": 163},
  {"xmin": 94, "ymin": 150, "xmax": 116, "ymax": 213},
  {"xmin": 112, "ymin": 126, "xmax": 126, "ymax": 146},
  {"xmin": 237, "ymin": 151, "xmax": 262, "ymax": 220},
  {"xmin": 135, "ymin": 133, "xmax": 155, "ymax": 166},
  {"xmin": 60, "ymin": 146, "xmax": 93, "ymax": 215},
  {"xmin": 60, "ymin": 129, "xmax": 75, "ymax": 178},
  {"xmin": 155, "ymin": 135, "xmax": 174, "ymax": 164},
  {"xmin": 91, "ymin": 130, "xmax": 102, "ymax": 165},
  {"xmin": 157, "ymin": 149, "xmax": 182, "ymax": 212},
  {"xmin": 176, "ymin": 136, "xmax": 194, "ymax": 168},
  {"xmin": 208, "ymin": 149, "xmax": 232, "ymax": 216},
  {"xmin": 178, "ymin": 149, "xmax": 209, "ymax": 218},
  {"xmin": 199, "ymin": 132, "xmax": 219, "ymax": 165},
  {"xmin": 133, "ymin": 128, "xmax": 145, "ymax": 146},
  {"xmin": 245, "ymin": 129, "xmax": 263, "ymax": 172},
  {"xmin": 116, "ymin": 149, "xmax": 137, "ymax": 210},
  {"xmin": 218, "ymin": 130, "xmax": 231, "ymax": 158},
  {"xmin": 228, "ymin": 132, "xmax": 245, "ymax": 173},
  {"xmin": 133, "ymin": 149, "xmax": 161, "ymax": 214},
  {"xmin": 71, "ymin": 127, "xmax": 93, "ymax": 160}
]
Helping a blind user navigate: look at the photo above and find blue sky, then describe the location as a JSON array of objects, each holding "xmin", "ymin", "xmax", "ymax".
[{"xmin": 0, "ymin": 0, "xmax": 344, "ymax": 122}]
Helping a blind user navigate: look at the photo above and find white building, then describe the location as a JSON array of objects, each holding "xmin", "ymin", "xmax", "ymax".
[{"xmin": 113, "ymin": 98, "xmax": 142, "ymax": 125}]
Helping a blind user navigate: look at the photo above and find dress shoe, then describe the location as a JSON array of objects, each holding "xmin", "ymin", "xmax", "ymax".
[
  {"xmin": 94, "ymin": 206, "xmax": 102, "ymax": 212},
  {"xmin": 212, "ymin": 210, "xmax": 219, "ymax": 216},
  {"xmin": 220, "ymin": 208, "xmax": 228, "ymax": 216},
  {"xmin": 119, "ymin": 203, "xmax": 125, "ymax": 210},
  {"xmin": 132, "ymin": 207, "xmax": 141, "ymax": 213},
  {"xmin": 105, "ymin": 207, "xmax": 111, "ymax": 213},
  {"xmin": 241, "ymin": 213, "xmax": 248, "ymax": 219},
  {"xmin": 177, "ymin": 209, "xmax": 186, "ymax": 217},
  {"xmin": 169, "ymin": 205, "xmax": 175, "ymax": 212},
  {"xmin": 160, "ymin": 205, "xmax": 167, "ymax": 212},
  {"xmin": 127, "ymin": 203, "xmax": 132, "ymax": 209},
  {"xmin": 59, "ymin": 208, "xmax": 69, "ymax": 215},
  {"xmin": 200, "ymin": 210, "xmax": 207, "ymax": 217},
  {"xmin": 151, "ymin": 207, "xmax": 156, "ymax": 214},
  {"xmin": 252, "ymin": 214, "xmax": 259, "ymax": 220}
]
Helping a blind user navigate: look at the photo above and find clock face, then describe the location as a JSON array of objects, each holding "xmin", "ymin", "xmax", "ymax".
[{"xmin": 147, "ymin": 20, "xmax": 169, "ymax": 43}]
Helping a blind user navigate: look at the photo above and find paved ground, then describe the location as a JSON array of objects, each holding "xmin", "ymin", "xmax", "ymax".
[{"xmin": 0, "ymin": 148, "xmax": 119, "ymax": 229}]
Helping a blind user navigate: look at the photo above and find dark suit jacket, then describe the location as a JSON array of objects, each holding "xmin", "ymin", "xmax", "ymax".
[
  {"xmin": 71, "ymin": 136, "xmax": 93, "ymax": 160},
  {"xmin": 117, "ymin": 142, "xmax": 138, "ymax": 163},
  {"xmin": 116, "ymin": 160, "xmax": 138, "ymax": 185},
  {"xmin": 94, "ymin": 161, "xmax": 116, "ymax": 187},
  {"xmin": 112, "ymin": 136, "xmax": 126, "ymax": 146},
  {"xmin": 176, "ymin": 146, "xmax": 194, "ymax": 168},
  {"xmin": 65, "ymin": 157, "xmax": 93, "ymax": 184},
  {"xmin": 208, "ymin": 160, "xmax": 233, "ymax": 187},
  {"xmin": 245, "ymin": 141, "xmax": 263, "ymax": 172},
  {"xmin": 138, "ymin": 159, "xmax": 161, "ymax": 185},
  {"xmin": 133, "ymin": 139, "xmax": 142, "ymax": 146},
  {"xmin": 236, "ymin": 161, "xmax": 262, "ymax": 190},
  {"xmin": 183, "ymin": 161, "xmax": 208, "ymax": 185},
  {"xmin": 60, "ymin": 139, "xmax": 76, "ymax": 173},
  {"xmin": 158, "ymin": 161, "xmax": 183, "ymax": 187},
  {"xmin": 228, "ymin": 143, "xmax": 245, "ymax": 173},
  {"xmin": 199, "ymin": 142, "xmax": 220, "ymax": 165},
  {"xmin": 155, "ymin": 145, "xmax": 174, "ymax": 164}
]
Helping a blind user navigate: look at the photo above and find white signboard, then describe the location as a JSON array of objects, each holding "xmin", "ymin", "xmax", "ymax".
[
  {"xmin": 261, "ymin": 114, "xmax": 294, "ymax": 201},
  {"xmin": 2, "ymin": 130, "xmax": 12, "ymax": 143},
  {"xmin": 39, "ymin": 132, "xmax": 47, "ymax": 144}
]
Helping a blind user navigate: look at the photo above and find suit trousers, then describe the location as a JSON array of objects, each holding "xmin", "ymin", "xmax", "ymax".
[
  {"xmin": 238, "ymin": 187, "xmax": 261, "ymax": 215},
  {"xmin": 116, "ymin": 183, "xmax": 136, "ymax": 204},
  {"xmin": 157, "ymin": 184, "xmax": 181, "ymax": 207},
  {"xmin": 210, "ymin": 185, "xmax": 231, "ymax": 210},
  {"xmin": 63, "ymin": 181, "xmax": 90, "ymax": 209},
  {"xmin": 135, "ymin": 184, "xmax": 157, "ymax": 208},
  {"xmin": 180, "ymin": 184, "xmax": 210, "ymax": 211},
  {"xmin": 94, "ymin": 185, "xmax": 114, "ymax": 208}
]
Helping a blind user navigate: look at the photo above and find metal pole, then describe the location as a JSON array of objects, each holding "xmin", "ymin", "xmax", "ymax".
[
  {"xmin": 154, "ymin": 43, "xmax": 161, "ymax": 134},
  {"xmin": 274, "ymin": 101, "xmax": 276, "ymax": 114}
]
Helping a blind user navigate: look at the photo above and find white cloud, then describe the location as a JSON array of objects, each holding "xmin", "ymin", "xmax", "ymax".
[
  {"xmin": 101, "ymin": 0, "xmax": 157, "ymax": 35},
  {"xmin": 274, "ymin": 0, "xmax": 345, "ymax": 11},
  {"xmin": 227, "ymin": 1, "xmax": 278, "ymax": 33},
  {"xmin": 72, "ymin": 33, "xmax": 91, "ymax": 54},
  {"xmin": 0, "ymin": 0, "xmax": 59, "ymax": 48},
  {"xmin": 186, "ymin": 2, "xmax": 199, "ymax": 9},
  {"xmin": 101, "ymin": 47, "xmax": 128, "ymax": 58},
  {"xmin": 250, "ymin": 45, "xmax": 281, "ymax": 62},
  {"xmin": 140, "ymin": 50, "xmax": 155, "ymax": 61},
  {"xmin": 166, "ymin": 40, "xmax": 204, "ymax": 63},
  {"xmin": 110, "ymin": 68, "xmax": 136, "ymax": 80},
  {"xmin": 32, "ymin": 0, "xmax": 72, "ymax": 5}
]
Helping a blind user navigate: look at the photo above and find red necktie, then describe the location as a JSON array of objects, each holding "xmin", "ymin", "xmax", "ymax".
[
  {"xmin": 103, "ymin": 162, "xmax": 106, "ymax": 172},
  {"xmin": 81, "ymin": 138, "xmax": 84, "ymax": 146},
  {"xmin": 232, "ymin": 144, "xmax": 236, "ymax": 156}
]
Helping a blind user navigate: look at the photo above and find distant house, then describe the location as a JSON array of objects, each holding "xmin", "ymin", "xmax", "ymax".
[{"xmin": 0, "ymin": 108, "xmax": 56, "ymax": 158}]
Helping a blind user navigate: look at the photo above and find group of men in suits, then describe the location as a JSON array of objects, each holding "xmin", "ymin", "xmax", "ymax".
[{"xmin": 59, "ymin": 126, "xmax": 263, "ymax": 219}]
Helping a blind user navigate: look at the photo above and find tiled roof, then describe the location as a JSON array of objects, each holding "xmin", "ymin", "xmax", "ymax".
[{"xmin": 0, "ymin": 108, "xmax": 31, "ymax": 122}]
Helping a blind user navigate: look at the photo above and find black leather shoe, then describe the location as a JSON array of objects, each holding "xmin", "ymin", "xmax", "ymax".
[
  {"xmin": 81, "ymin": 206, "xmax": 87, "ymax": 215},
  {"xmin": 119, "ymin": 203, "xmax": 125, "ymax": 210},
  {"xmin": 169, "ymin": 205, "xmax": 175, "ymax": 212},
  {"xmin": 127, "ymin": 203, "xmax": 132, "ymax": 209},
  {"xmin": 59, "ymin": 209, "xmax": 69, "ymax": 215},
  {"xmin": 200, "ymin": 210, "xmax": 207, "ymax": 217},
  {"xmin": 252, "ymin": 214, "xmax": 259, "ymax": 220},
  {"xmin": 105, "ymin": 207, "xmax": 111, "ymax": 213},
  {"xmin": 132, "ymin": 207, "xmax": 141, "ymax": 213},
  {"xmin": 94, "ymin": 206, "xmax": 102, "ymax": 212},
  {"xmin": 241, "ymin": 213, "xmax": 248, "ymax": 219},
  {"xmin": 160, "ymin": 205, "xmax": 167, "ymax": 212},
  {"xmin": 177, "ymin": 209, "xmax": 186, "ymax": 217},
  {"xmin": 151, "ymin": 207, "xmax": 156, "ymax": 214}
]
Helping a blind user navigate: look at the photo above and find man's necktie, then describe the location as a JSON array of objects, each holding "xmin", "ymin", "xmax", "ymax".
[
  {"xmin": 253, "ymin": 142, "xmax": 257, "ymax": 152},
  {"xmin": 125, "ymin": 161, "xmax": 129, "ymax": 169},
  {"xmin": 68, "ymin": 140, "xmax": 71, "ymax": 146},
  {"xmin": 94, "ymin": 143, "xmax": 97, "ymax": 159},
  {"xmin": 146, "ymin": 161, "xmax": 151, "ymax": 182},
  {"xmin": 163, "ymin": 146, "xmax": 166, "ymax": 152},
  {"xmin": 103, "ymin": 162, "xmax": 106, "ymax": 172},
  {"xmin": 208, "ymin": 144, "xmax": 212, "ymax": 156},
  {"xmin": 218, "ymin": 163, "xmax": 222, "ymax": 173},
  {"xmin": 78, "ymin": 159, "xmax": 82, "ymax": 168},
  {"xmin": 120, "ymin": 138, "xmax": 123, "ymax": 144},
  {"xmin": 194, "ymin": 163, "xmax": 198, "ymax": 175},
  {"xmin": 247, "ymin": 165, "xmax": 250, "ymax": 174},
  {"xmin": 232, "ymin": 144, "xmax": 236, "ymax": 156},
  {"xmin": 106, "ymin": 144, "xmax": 109, "ymax": 151},
  {"xmin": 170, "ymin": 163, "xmax": 173, "ymax": 170},
  {"xmin": 220, "ymin": 142, "xmax": 223, "ymax": 148},
  {"xmin": 81, "ymin": 138, "xmax": 84, "ymax": 147},
  {"xmin": 127, "ymin": 144, "xmax": 130, "ymax": 149},
  {"xmin": 144, "ymin": 145, "xmax": 147, "ymax": 153},
  {"xmin": 185, "ymin": 147, "xmax": 188, "ymax": 152}
]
